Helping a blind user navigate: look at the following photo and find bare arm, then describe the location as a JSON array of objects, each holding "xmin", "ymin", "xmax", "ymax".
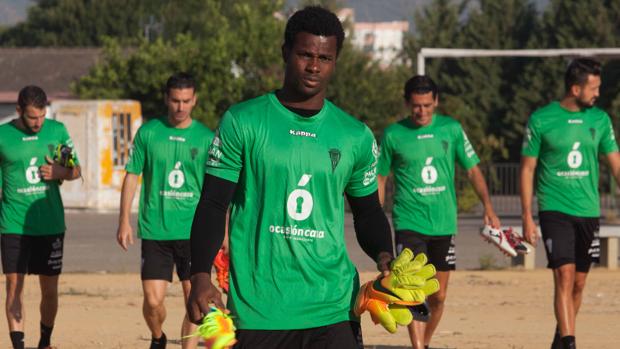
[
  {"xmin": 116, "ymin": 172, "xmax": 139, "ymax": 251},
  {"xmin": 606, "ymin": 152, "xmax": 620, "ymax": 186},
  {"xmin": 467, "ymin": 165, "xmax": 500, "ymax": 228},
  {"xmin": 377, "ymin": 174, "xmax": 388, "ymax": 206},
  {"xmin": 520, "ymin": 156, "xmax": 538, "ymax": 246}
]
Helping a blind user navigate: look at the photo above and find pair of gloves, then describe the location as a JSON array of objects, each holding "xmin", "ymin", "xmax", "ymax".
[{"xmin": 354, "ymin": 248, "xmax": 440, "ymax": 333}]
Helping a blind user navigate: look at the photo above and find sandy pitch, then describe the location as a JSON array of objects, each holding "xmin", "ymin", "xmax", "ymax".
[{"xmin": 1, "ymin": 269, "xmax": 618, "ymax": 348}]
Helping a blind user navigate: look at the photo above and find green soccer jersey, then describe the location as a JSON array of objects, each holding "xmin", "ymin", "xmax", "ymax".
[
  {"xmin": 378, "ymin": 115, "xmax": 480, "ymax": 236},
  {"xmin": 522, "ymin": 101, "xmax": 618, "ymax": 217},
  {"xmin": 206, "ymin": 92, "xmax": 379, "ymax": 330},
  {"xmin": 0, "ymin": 119, "xmax": 79, "ymax": 235},
  {"xmin": 125, "ymin": 118, "xmax": 214, "ymax": 240}
]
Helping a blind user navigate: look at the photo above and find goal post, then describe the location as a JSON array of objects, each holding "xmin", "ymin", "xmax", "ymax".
[{"xmin": 416, "ymin": 47, "xmax": 620, "ymax": 75}]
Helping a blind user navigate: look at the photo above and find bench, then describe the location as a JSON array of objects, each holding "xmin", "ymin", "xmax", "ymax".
[{"xmin": 508, "ymin": 226, "xmax": 620, "ymax": 270}]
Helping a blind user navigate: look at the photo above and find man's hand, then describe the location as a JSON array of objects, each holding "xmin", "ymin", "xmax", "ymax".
[
  {"xmin": 483, "ymin": 207, "xmax": 501, "ymax": 229},
  {"xmin": 376, "ymin": 251, "xmax": 393, "ymax": 277},
  {"xmin": 116, "ymin": 221, "xmax": 134, "ymax": 251},
  {"xmin": 522, "ymin": 215, "xmax": 538, "ymax": 247},
  {"xmin": 187, "ymin": 273, "xmax": 226, "ymax": 324},
  {"xmin": 39, "ymin": 156, "xmax": 68, "ymax": 181}
]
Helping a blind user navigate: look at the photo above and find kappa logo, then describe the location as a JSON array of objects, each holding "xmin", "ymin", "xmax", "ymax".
[
  {"xmin": 191, "ymin": 147, "xmax": 198, "ymax": 160},
  {"xmin": 329, "ymin": 149, "xmax": 341, "ymax": 173},
  {"xmin": 589, "ymin": 128, "xmax": 596, "ymax": 141}
]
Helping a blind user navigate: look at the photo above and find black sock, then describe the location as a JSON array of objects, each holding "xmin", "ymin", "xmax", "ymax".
[
  {"xmin": 551, "ymin": 326, "xmax": 562, "ymax": 349},
  {"xmin": 10, "ymin": 331, "xmax": 25, "ymax": 349},
  {"xmin": 150, "ymin": 332, "xmax": 167, "ymax": 349},
  {"xmin": 37, "ymin": 322, "xmax": 54, "ymax": 349},
  {"xmin": 561, "ymin": 335, "xmax": 576, "ymax": 349}
]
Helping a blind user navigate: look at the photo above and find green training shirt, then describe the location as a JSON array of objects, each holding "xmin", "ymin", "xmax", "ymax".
[
  {"xmin": 0, "ymin": 119, "xmax": 79, "ymax": 235},
  {"xmin": 378, "ymin": 115, "xmax": 480, "ymax": 236},
  {"xmin": 206, "ymin": 92, "xmax": 379, "ymax": 330},
  {"xmin": 522, "ymin": 101, "xmax": 618, "ymax": 217},
  {"xmin": 125, "ymin": 118, "xmax": 214, "ymax": 240}
]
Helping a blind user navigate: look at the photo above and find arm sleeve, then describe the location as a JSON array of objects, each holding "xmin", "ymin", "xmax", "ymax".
[
  {"xmin": 521, "ymin": 116, "xmax": 541, "ymax": 158},
  {"xmin": 599, "ymin": 116, "xmax": 619, "ymax": 154},
  {"xmin": 206, "ymin": 110, "xmax": 244, "ymax": 183},
  {"xmin": 346, "ymin": 190, "xmax": 394, "ymax": 261},
  {"xmin": 377, "ymin": 132, "xmax": 392, "ymax": 176},
  {"xmin": 345, "ymin": 127, "xmax": 379, "ymax": 197},
  {"xmin": 125, "ymin": 126, "xmax": 146, "ymax": 175},
  {"xmin": 455, "ymin": 123, "xmax": 480, "ymax": 170},
  {"xmin": 190, "ymin": 174, "xmax": 236, "ymax": 275},
  {"xmin": 60, "ymin": 124, "xmax": 80, "ymax": 166}
]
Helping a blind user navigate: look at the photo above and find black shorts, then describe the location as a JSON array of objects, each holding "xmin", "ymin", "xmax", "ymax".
[
  {"xmin": 234, "ymin": 321, "xmax": 363, "ymax": 349},
  {"xmin": 395, "ymin": 230, "xmax": 455, "ymax": 271},
  {"xmin": 1, "ymin": 233, "xmax": 64, "ymax": 276},
  {"xmin": 539, "ymin": 211, "xmax": 600, "ymax": 272},
  {"xmin": 141, "ymin": 239, "xmax": 191, "ymax": 282}
]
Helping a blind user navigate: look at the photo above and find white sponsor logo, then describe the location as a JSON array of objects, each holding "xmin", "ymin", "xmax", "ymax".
[
  {"xmin": 168, "ymin": 162, "xmax": 185, "ymax": 188},
  {"xmin": 417, "ymin": 134, "xmax": 434, "ymax": 139},
  {"xmin": 22, "ymin": 136, "xmax": 38, "ymax": 141},
  {"xmin": 289, "ymin": 129, "xmax": 317, "ymax": 138},
  {"xmin": 414, "ymin": 157, "xmax": 446, "ymax": 195},
  {"xmin": 567, "ymin": 142, "xmax": 582, "ymax": 169},
  {"xmin": 421, "ymin": 157, "xmax": 438, "ymax": 184},
  {"xmin": 462, "ymin": 131, "xmax": 475, "ymax": 158},
  {"xmin": 169, "ymin": 136, "xmax": 186, "ymax": 142},
  {"xmin": 25, "ymin": 157, "xmax": 41, "ymax": 184},
  {"xmin": 568, "ymin": 119, "xmax": 583, "ymax": 124},
  {"xmin": 287, "ymin": 174, "xmax": 313, "ymax": 221}
]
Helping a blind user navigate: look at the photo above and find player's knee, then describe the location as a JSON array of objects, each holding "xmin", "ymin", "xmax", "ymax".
[
  {"xmin": 143, "ymin": 294, "xmax": 164, "ymax": 310},
  {"xmin": 429, "ymin": 289, "xmax": 447, "ymax": 305},
  {"xmin": 573, "ymin": 278, "xmax": 586, "ymax": 295}
]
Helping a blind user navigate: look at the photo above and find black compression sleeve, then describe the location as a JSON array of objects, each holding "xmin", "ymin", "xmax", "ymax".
[
  {"xmin": 346, "ymin": 190, "xmax": 394, "ymax": 262},
  {"xmin": 190, "ymin": 174, "xmax": 236, "ymax": 275}
]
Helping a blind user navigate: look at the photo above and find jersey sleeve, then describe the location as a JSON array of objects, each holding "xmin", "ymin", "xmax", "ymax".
[
  {"xmin": 60, "ymin": 124, "xmax": 80, "ymax": 166},
  {"xmin": 206, "ymin": 110, "xmax": 244, "ymax": 183},
  {"xmin": 125, "ymin": 126, "xmax": 146, "ymax": 175},
  {"xmin": 377, "ymin": 131, "xmax": 393, "ymax": 176},
  {"xmin": 455, "ymin": 124, "xmax": 480, "ymax": 170},
  {"xmin": 521, "ymin": 116, "xmax": 541, "ymax": 158},
  {"xmin": 599, "ymin": 116, "xmax": 619, "ymax": 154},
  {"xmin": 345, "ymin": 127, "xmax": 379, "ymax": 197}
]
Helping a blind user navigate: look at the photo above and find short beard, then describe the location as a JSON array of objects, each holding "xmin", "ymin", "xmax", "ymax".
[
  {"xmin": 576, "ymin": 96, "xmax": 595, "ymax": 110},
  {"xmin": 19, "ymin": 114, "xmax": 38, "ymax": 134}
]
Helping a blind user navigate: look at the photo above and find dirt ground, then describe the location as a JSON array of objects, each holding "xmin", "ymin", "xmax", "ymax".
[{"xmin": 0, "ymin": 269, "xmax": 618, "ymax": 349}]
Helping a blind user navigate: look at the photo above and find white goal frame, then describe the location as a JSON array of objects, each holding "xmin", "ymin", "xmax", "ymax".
[{"xmin": 416, "ymin": 48, "xmax": 620, "ymax": 75}]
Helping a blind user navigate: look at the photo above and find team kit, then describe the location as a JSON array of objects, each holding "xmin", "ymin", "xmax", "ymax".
[{"xmin": 0, "ymin": 6, "xmax": 614, "ymax": 349}]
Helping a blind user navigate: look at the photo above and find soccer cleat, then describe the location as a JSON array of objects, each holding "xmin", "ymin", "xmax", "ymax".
[
  {"xmin": 480, "ymin": 225, "xmax": 518, "ymax": 257},
  {"xmin": 213, "ymin": 249, "xmax": 230, "ymax": 293},
  {"xmin": 502, "ymin": 227, "xmax": 533, "ymax": 255}
]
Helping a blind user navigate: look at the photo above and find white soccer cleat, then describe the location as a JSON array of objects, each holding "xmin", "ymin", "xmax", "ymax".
[
  {"xmin": 502, "ymin": 227, "xmax": 533, "ymax": 255},
  {"xmin": 480, "ymin": 226, "xmax": 518, "ymax": 257}
]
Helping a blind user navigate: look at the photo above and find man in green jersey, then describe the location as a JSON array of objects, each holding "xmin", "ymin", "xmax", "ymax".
[
  {"xmin": 521, "ymin": 58, "xmax": 620, "ymax": 349},
  {"xmin": 187, "ymin": 6, "xmax": 396, "ymax": 348},
  {"xmin": 116, "ymin": 73, "xmax": 214, "ymax": 349},
  {"xmin": 0, "ymin": 86, "xmax": 81, "ymax": 349},
  {"xmin": 377, "ymin": 75, "xmax": 500, "ymax": 349}
]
